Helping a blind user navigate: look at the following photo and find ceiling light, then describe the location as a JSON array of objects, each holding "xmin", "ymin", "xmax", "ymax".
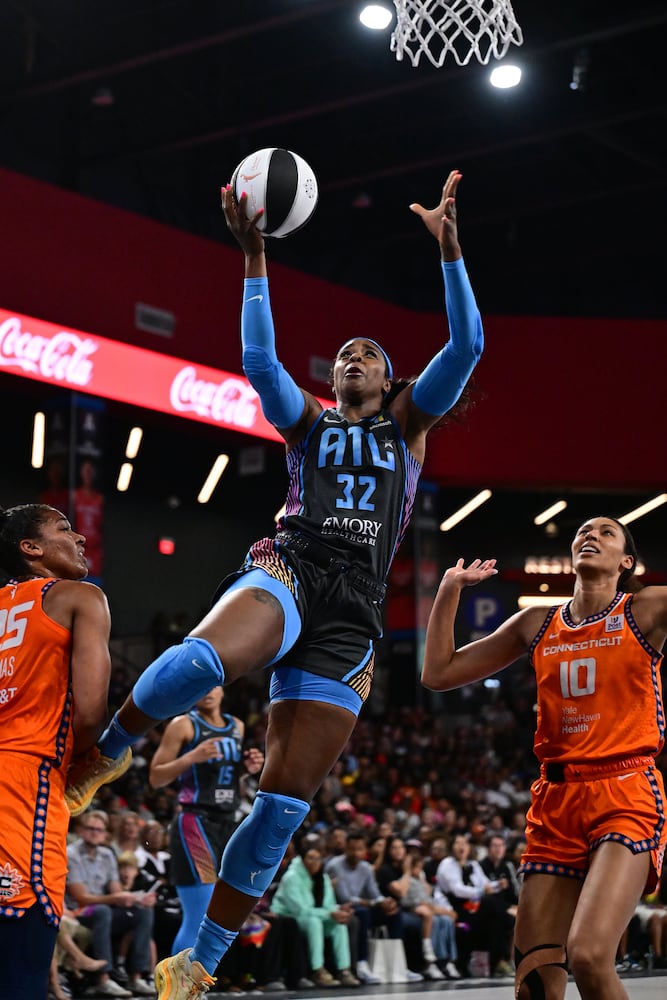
[
  {"xmin": 489, "ymin": 64, "xmax": 522, "ymax": 89},
  {"xmin": 31, "ymin": 412, "xmax": 45, "ymax": 468},
  {"xmin": 359, "ymin": 5, "xmax": 393, "ymax": 30},
  {"xmin": 439, "ymin": 489, "xmax": 492, "ymax": 531},
  {"xmin": 198, "ymin": 454, "xmax": 229, "ymax": 504},
  {"xmin": 518, "ymin": 595, "xmax": 569, "ymax": 608},
  {"xmin": 125, "ymin": 426, "xmax": 144, "ymax": 459},
  {"xmin": 117, "ymin": 463, "xmax": 133, "ymax": 492},
  {"xmin": 617, "ymin": 494, "xmax": 667, "ymax": 525},
  {"xmin": 534, "ymin": 500, "xmax": 567, "ymax": 525}
]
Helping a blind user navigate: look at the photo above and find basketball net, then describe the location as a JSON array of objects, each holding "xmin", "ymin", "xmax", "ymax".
[{"xmin": 391, "ymin": 0, "xmax": 524, "ymax": 68}]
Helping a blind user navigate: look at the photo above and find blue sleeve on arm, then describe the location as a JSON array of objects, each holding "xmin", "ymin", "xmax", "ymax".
[
  {"xmin": 411, "ymin": 257, "xmax": 484, "ymax": 417},
  {"xmin": 241, "ymin": 276, "xmax": 305, "ymax": 429}
]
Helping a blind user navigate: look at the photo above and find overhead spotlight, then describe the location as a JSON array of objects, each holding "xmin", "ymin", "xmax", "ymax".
[
  {"xmin": 519, "ymin": 595, "xmax": 569, "ymax": 609},
  {"xmin": 439, "ymin": 489, "xmax": 492, "ymax": 532},
  {"xmin": 31, "ymin": 412, "xmax": 45, "ymax": 469},
  {"xmin": 359, "ymin": 4, "xmax": 393, "ymax": 30},
  {"xmin": 534, "ymin": 500, "xmax": 567, "ymax": 526},
  {"xmin": 569, "ymin": 47, "xmax": 590, "ymax": 92},
  {"xmin": 117, "ymin": 463, "xmax": 133, "ymax": 492},
  {"xmin": 489, "ymin": 64, "xmax": 522, "ymax": 89},
  {"xmin": 198, "ymin": 454, "xmax": 229, "ymax": 504},
  {"xmin": 618, "ymin": 493, "xmax": 667, "ymax": 525},
  {"xmin": 125, "ymin": 426, "xmax": 143, "ymax": 460}
]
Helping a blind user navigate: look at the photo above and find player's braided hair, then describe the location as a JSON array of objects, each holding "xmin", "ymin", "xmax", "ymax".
[{"xmin": 0, "ymin": 503, "xmax": 54, "ymax": 578}]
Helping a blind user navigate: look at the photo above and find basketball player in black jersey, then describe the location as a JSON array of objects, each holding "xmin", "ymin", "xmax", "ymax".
[
  {"xmin": 148, "ymin": 686, "xmax": 263, "ymax": 955},
  {"xmin": 67, "ymin": 169, "xmax": 486, "ymax": 999}
]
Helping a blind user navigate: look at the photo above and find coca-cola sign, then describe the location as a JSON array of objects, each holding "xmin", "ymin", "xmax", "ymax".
[
  {"xmin": 0, "ymin": 307, "xmax": 329, "ymax": 442},
  {"xmin": 169, "ymin": 367, "xmax": 258, "ymax": 428},
  {"xmin": 0, "ymin": 316, "xmax": 97, "ymax": 386}
]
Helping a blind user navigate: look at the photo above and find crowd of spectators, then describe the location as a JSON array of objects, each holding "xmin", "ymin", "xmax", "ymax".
[{"xmin": 53, "ymin": 658, "xmax": 667, "ymax": 996}]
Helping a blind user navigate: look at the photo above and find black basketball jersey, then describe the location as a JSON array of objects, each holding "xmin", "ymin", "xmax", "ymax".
[
  {"xmin": 177, "ymin": 711, "xmax": 243, "ymax": 814},
  {"xmin": 279, "ymin": 408, "xmax": 421, "ymax": 582}
]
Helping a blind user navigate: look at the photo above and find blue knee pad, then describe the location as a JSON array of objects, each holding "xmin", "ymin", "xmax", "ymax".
[
  {"xmin": 219, "ymin": 790, "xmax": 309, "ymax": 896},
  {"xmin": 133, "ymin": 636, "xmax": 224, "ymax": 718}
]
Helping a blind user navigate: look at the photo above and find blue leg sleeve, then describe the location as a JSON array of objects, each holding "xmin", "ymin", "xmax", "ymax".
[
  {"xmin": 173, "ymin": 883, "xmax": 215, "ymax": 954},
  {"xmin": 219, "ymin": 790, "xmax": 310, "ymax": 896},
  {"xmin": 191, "ymin": 916, "xmax": 238, "ymax": 977},
  {"xmin": 132, "ymin": 636, "xmax": 225, "ymax": 719}
]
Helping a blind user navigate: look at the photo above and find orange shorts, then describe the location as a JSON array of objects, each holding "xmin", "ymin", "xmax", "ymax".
[
  {"xmin": 0, "ymin": 752, "xmax": 70, "ymax": 925},
  {"xmin": 520, "ymin": 756, "xmax": 666, "ymax": 892}
]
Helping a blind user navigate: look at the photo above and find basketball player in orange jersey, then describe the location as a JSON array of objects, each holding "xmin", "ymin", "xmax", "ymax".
[
  {"xmin": 0, "ymin": 504, "xmax": 120, "ymax": 999},
  {"xmin": 421, "ymin": 516, "xmax": 667, "ymax": 1000}
]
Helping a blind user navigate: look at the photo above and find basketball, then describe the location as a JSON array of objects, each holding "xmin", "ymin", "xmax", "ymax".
[{"xmin": 231, "ymin": 147, "xmax": 318, "ymax": 238}]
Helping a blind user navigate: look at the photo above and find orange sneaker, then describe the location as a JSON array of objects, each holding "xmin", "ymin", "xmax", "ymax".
[{"xmin": 154, "ymin": 949, "xmax": 216, "ymax": 999}]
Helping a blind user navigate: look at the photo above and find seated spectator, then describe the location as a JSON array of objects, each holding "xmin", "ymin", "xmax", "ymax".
[
  {"xmin": 423, "ymin": 837, "xmax": 448, "ymax": 886},
  {"xmin": 48, "ymin": 907, "xmax": 107, "ymax": 999},
  {"xmin": 65, "ymin": 811, "xmax": 154, "ymax": 997},
  {"xmin": 402, "ymin": 852, "xmax": 460, "ymax": 980},
  {"xmin": 325, "ymin": 830, "xmax": 421, "ymax": 985},
  {"xmin": 272, "ymin": 842, "xmax": 360, "ymax": 987},
  {"xmin": 434, "ymin": 832, "xmax": 514, "ymax": 978},
  {"xmin": 376, "ymin": 836, "xmax": 443, "ymax": 980},
  {"xmin": 237, "ymin": 908, "xmax": 315, "ymax": 991},
  {"xmin": 479, "ymin": 834, "xmax": 518, "ymax": 976},
  {"xmin": 116, "ymin": 851, "xmax": 159, "ymax": 975},
  {"xmin": 110, "ymin": 811, "xmax": 143, "ymax": 858},
  {"xmin": 135, "ymin": 820, "xmax": 182, "ymax": 961}
]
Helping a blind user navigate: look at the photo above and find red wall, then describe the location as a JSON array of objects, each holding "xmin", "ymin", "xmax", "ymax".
[{"xmin": 1, "ymin": 168, "xmax": 663, "ymax": 489}]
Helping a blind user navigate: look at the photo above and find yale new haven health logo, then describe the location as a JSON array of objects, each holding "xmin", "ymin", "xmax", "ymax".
[{"xmin": 605, "ymin": 613, "xmax": 624, "ymax": 633}]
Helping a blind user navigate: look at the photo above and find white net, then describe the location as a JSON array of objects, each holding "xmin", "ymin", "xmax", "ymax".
[{"xmin": 391, "ymin": 0, "xmax": 524, "ymax": 68}]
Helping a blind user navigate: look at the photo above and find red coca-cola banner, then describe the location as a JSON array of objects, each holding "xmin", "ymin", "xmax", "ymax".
[{"xmin": 0, "ymin": 308, "xmax": 329, "ymax": 441}]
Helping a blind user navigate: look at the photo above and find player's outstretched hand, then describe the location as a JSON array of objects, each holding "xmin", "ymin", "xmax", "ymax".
[
  {"xmin": 221, "ymin": 183, "xmax": 265, "ymax": 256},
  {"xmin": 409, "ymin": 169, "xmax": 462, "ymax": 262},
  {"xmin": 441, "ymin": 557, "xmax": 498, "ymax": 589}
]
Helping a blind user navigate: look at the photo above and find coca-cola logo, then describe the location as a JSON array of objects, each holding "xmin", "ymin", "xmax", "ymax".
[
  {"xmin": 169, "ymin": 366, "xmax": 259, "ymax": 428},
  {"xmin": 0, "ymin": 317, "xmax": 97, "ymax": 386}
]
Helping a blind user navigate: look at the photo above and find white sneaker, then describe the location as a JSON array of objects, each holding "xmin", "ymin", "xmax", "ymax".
[
  {"xmin": 403, "ymin": 970, "xmax": 423, "ymax": 983},
  {"xmin": 423, "ymin": 963, "xmax": 445, "ymax": 981},
  {"xmin": 88, "ymin": 980, "xmax": 133, "ymax": 998},
  {"xmin": 355, "ymin": 961, "xmax": 381, "ymax": 985},
  {"xmin": 131, "ymin": 978, "xmax": 157, "ymax": 995},
  {"xmin": 445, "ymin": 961, "xmax": 461, "ymax": 980}
]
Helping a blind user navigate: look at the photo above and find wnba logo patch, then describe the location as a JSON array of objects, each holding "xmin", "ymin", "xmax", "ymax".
[
  {"xmin": 605, "ymin": 614, "xmax": 624, "ymax": 633},
  {"xmin": 0, "ymin": 862, "xmax": 24, "ymax": 900}
]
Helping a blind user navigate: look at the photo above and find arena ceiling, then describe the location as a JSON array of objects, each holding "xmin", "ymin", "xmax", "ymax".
[{"xmin": 1, "ymin": 1, "xmax": 666, "ymax": 319}]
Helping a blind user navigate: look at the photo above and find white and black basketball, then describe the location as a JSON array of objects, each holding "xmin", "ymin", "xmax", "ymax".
[{"xmin": 231, "ymin": 147, "xmax": 318, "ymax": 238}]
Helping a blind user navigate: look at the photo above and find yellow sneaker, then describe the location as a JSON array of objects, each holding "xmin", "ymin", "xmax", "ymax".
[
  {"xmin": 65, "ymin": 746, "xmax": 132, "ymax": 817},
  {"xmin": 154, "ymin": 949, "xmax": 216, "ymax": 999}
]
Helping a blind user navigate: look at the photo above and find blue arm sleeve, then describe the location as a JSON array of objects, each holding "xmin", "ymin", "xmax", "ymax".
[
  {"xmin": 411, "ymin": 257, "xmax": 484, "ymax": 417},
  {"xmin": 241, "ymin": 276, "xmax": 305, "ymax": 429}
]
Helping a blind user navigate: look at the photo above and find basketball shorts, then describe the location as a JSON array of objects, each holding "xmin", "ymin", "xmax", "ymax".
[
  {"xmin": 519, "ymin": 756, "xmax": 666, "ymax": 892},
  {"xmin": 170, "ymin": 810, "xmax": 239, "ymax": 886},
  {"xmin": 0, "ymin": 752, "xmax": 70, "ymax": 925},
  {"xmin": 212, "ymin": 537, "xmax": 381, "ymax": 707}
]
